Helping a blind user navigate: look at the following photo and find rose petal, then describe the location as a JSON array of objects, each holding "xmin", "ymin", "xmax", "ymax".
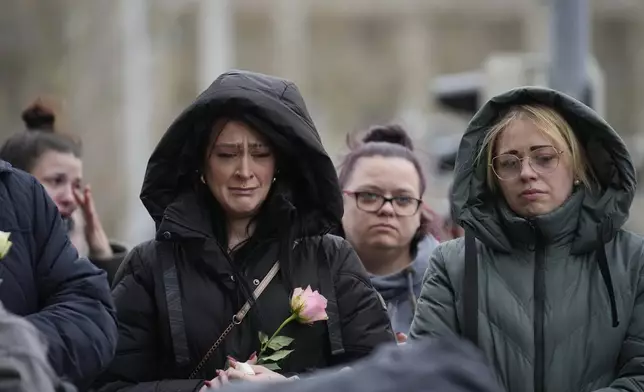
[
  {"xmin": 0, "ymin": 232, "xmax": 12, "ymax": 259},
  {"xmin": 295, "ymin": 289, "xmax": 328, "ymax": 323},
  {"xmin": 290, "ymin": 289, "xmax": 305, "ymax": 313}
]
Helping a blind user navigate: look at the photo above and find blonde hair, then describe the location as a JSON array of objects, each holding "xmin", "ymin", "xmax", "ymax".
[{"xmin": 478, "ymin": 104, "xmax": 595, "ymax": 192}]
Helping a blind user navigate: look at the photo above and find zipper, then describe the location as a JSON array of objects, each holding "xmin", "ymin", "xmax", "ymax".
[{"xmin": 532, "ymin": 223, "xmax": 545, "ymax": 392}]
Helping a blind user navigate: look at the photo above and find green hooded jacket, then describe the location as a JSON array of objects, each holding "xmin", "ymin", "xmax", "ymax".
[{"xmin": 410, "ymin": 87, "xmax": 644, "ymax": 392}]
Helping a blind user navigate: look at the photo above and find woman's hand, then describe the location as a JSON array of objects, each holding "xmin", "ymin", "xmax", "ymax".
[
  {"xmin": 200, "ymin": 370, "xmax": 230, "ymax": 391},
  {"xmin": 74, "ymin": 184, "xmax": 113, "ymax": 259},
  {"xmin": 200, "ymin": 353, "xmax": 291, "ymax": 390},
  {"xmin": 225, "ymin": 362, "xmax": 288, "ymax": 384}
]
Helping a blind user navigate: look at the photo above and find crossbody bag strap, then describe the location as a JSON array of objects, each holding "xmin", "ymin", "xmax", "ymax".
[{"xmin": 188, "ymin": 261, "xmax": 281, "ymax": 379}]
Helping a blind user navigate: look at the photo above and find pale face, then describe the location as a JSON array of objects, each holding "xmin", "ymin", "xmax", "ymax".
[
  {"xmin": 204, "ymin": 120, "xmax": 276, "ymax": 221},
  {"xmin": 342, "ymin": 156, "xmax": 422, "ymax": 252},
  {"xmin": 493, "ymin": 119, "xmax": 574, "ymax": 218},
  {"xmin": 30, "ymin": 150, "xmax": 83, "ymax": 219}
]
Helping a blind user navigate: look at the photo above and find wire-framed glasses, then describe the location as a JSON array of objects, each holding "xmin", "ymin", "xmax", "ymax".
[{"xmin": 491, "ymin": 146, "xmax": 564, "ymax": 181}]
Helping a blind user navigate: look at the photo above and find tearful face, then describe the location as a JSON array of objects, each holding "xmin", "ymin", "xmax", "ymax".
[{"xmin": 203, "ymin": 120, "xmax": 276, "ymax": 220}]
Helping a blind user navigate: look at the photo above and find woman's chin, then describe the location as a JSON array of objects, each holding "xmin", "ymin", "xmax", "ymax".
[{"xmin": 226, "ymin": 203, "xmax": 262, "ymax": 219}]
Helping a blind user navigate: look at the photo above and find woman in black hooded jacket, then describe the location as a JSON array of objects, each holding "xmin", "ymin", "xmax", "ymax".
[{"xmin": 94, "ymin": 70, "xmax": 394, "ymax": 392}]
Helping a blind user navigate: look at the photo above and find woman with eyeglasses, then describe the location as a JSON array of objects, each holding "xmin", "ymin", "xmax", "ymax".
[
  {"xmin": 410, "ymin": 87, "xmax": 644, "ymax": 391},
  {"xmin": 338, "ymin": 125, "xmax": 440, "ymax": 340}
]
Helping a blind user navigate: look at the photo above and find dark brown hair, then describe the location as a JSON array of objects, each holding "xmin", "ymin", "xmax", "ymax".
[
  {"xmin": 0, "ymin": 97, "xmax": 81, "ymax": 172},
  {"xmin": 337, "ymin": 124, "xmax": 432, "ymax": 255}
]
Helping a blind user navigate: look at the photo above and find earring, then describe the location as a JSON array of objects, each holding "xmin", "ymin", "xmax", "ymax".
[
  {"xmin": 574, "ymin": 179, "xmax": 581, "ymax": 186},
  {"xmin": 200, "ymin": 174, "xmax": 206, "ymax": 184},
  {"xmin": 272, "ymin": 177, "xmax": 276, "ymax": 183}
]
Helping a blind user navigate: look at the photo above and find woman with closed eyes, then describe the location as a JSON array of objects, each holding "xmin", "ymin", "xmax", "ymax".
[{"xmin": 94, "ymin": 70, "xmax": 394, "ymax": 392}]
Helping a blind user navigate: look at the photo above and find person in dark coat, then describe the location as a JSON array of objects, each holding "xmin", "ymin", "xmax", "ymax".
[
  {"xmin": 210, "ymin": 338, "xmax": 504, "ymax": 392},
  {"xmin": 0, "ymin": 161, "xmax": 117, "ymax": 387},
  {"xmin": 94, "ymin": 70, "xmax": 394, "ymax": 392},
  {"xmin": 0, "ymin": 98, "xmax": 128, "ymax": 283}
]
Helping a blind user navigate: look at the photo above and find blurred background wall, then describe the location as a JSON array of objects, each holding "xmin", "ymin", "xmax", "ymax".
[{"xmin": 1, "ymin": 0, "xmax": 644, "ymax": 246}]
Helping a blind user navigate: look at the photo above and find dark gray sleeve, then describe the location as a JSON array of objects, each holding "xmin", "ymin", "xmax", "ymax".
[
  {"xmin": 214, "ymin": 338, "xmax": 504, "ymax": 392},
  {"xmin": 409, "ymin": 245, "xmax": 461, "ymax": 340},
  {"xmin": 0, "ymin": 302, "xmax": 73, "ymax": 392}
]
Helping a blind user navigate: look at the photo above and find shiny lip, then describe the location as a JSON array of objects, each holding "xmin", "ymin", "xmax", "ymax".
[
  {"xmin": 229, "ymin": 187, "xmax": 257, "ymax": 191},
  {"xmin": 520, "ymin": 189, "xmax": 545, "ymax": 196}
]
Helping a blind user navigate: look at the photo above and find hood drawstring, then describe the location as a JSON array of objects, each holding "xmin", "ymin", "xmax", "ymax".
[
  {"xmin": 405, "ymin": 267, "xmax": 417, "ymax": 313},
  {"xmin": 597, "ymin": 244, "xmax": 620, "ymax": 327}
]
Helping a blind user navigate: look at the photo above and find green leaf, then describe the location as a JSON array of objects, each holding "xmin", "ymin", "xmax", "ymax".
[
  {"xmin": 259, "ymin": 331, "xmax": 269, "ymax": 344},
  {"xmin": 262, "ymin": 362, "xmax": 281, "ymax": 371},
  {"xmin": 261, "ymin": 349, "xmax": 294, "ymax": 362},
  {"xmin": 267, "ymin": 335, "xmax": 294, "ymax": 351}
]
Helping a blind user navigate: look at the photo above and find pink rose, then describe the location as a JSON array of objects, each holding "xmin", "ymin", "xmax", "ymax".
[{"xmin": 290, "ymin": 286, "xmax": 328, "ymax": 324}]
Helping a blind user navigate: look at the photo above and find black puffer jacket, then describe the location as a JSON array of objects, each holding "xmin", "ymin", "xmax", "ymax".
[{"xmin": 94, "ymin": 71, "xmax": 394, "ymax": 392}]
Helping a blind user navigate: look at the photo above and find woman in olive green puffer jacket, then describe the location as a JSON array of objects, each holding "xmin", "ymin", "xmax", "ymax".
[{"xmin": 411, "ymin": 87, "xmax": 644, "ymax": 392}]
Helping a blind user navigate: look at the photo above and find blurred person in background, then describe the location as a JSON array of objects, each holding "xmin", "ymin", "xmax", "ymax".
[
  {"xmin": 411, "ymin": 87, "xmax": 644, "ymax": 391},
  {"xmin": 0, "ymin": 98, "xmax": 127, "ymax": 283},
  {"xmin": 0, "ymin": 157, "xmax": 117, "ymax": 388},
  {"xmin": 94, "ymin": 70, "xmax": 393, "ymax": 392},
  {"xmin": 337, "ymin": 125, "xmax": 439, "ymax": 340}
]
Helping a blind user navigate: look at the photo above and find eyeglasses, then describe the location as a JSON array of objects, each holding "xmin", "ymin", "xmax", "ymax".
[
  {"xmin": 491, "ymin": 146, "xmax": 564, "ymax": 181},
  {"xmin": 343, "ymin": 191, "xmax": 422, "ymax": 217}
]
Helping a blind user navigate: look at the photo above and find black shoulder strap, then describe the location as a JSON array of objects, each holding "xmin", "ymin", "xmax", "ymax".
[
  {"xmin": 158, "ymin": 241, "xmax": 191, "ymax": 368},
  {"xmin": 317, "ymin": 237, "xmax": 345, "ymax": 356},
  {"xmin": 462, "ymin": 228, "xmax": 479, "ymax": 346}
]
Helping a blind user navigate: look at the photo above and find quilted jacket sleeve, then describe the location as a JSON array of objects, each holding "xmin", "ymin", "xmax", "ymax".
[
  {"xmin": 409, "ymin": 242, "xmax": 460, "ymax": 340},
  {"xmin": 24, "ymin": 176, "xmax": 117, "ymax": 386}
]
